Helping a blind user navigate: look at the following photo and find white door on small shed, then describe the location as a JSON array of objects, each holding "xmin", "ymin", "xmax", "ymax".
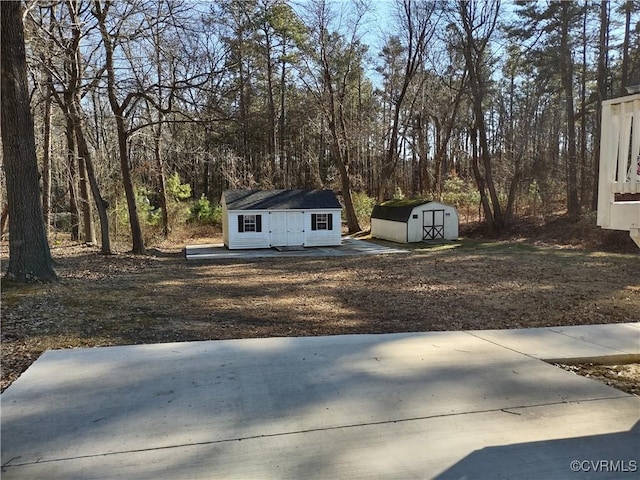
[
  {"xmin": 270, "ymin": 211, "xmax": 304, "ymax": 246},
  {"xmin": 422, "ymin": 209, "xmax": 445, "ymax": 240}
]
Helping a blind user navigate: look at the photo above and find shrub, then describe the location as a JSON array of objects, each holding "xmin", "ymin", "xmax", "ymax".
[
  {"xmin": 166, "ymin": 172, "xmax": 191, "ymax": 201},
  {"xmin": 351, "ymin": 191, "xmax": 376, "ymax": 228},
  {"xmin": 442, "ymin": 177, "xmax": 480, "ymax": 209},
  {"xmin": 393, "ymin": 186, "xmax": 405, "ymax": 200},
  {"xmin": 136, "ymin": 188, "xmax": 162, "ymax": 226},
  {"xmin": 441, "ymin": 177, "xmax": 481, "ymax": 222},
  {"xmin": 188, "ymin": 195, "xmax": 222, "ymax": 225}
]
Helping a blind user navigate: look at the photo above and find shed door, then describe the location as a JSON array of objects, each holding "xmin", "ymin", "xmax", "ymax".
[
  {"xmin": 270, "ymin": 212, "xmax": 304, "ymax": 246},
  {"xmin": 423, "ymin": 209, "xmax": 445, "ymax": 240}
]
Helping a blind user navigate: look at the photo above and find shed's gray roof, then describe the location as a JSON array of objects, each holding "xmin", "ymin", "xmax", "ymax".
[
  {"xmin": 371, "ymin": 199, "xmax": 433, "ymax": 222},
  {"xmin": 223, "ymin": 189, "xmax": 341, "ymax": 210}
]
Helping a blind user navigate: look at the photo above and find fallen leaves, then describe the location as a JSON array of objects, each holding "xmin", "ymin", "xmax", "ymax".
[{"xmin": 556, "ymin": 363, "xmax": 640, "ymax": 396}]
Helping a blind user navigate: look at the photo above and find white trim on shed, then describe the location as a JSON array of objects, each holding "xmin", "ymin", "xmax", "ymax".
[
  {"xmin": 222, "ymin": 190, "xmax": 342, "ymax": 250},
  {"xmin": 371, "ymin": 200, "xmax": 459, "ymax": 243}
]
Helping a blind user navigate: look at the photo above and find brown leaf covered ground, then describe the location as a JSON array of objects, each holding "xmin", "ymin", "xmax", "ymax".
[
  {"xmin": 2, "ymin": 221, "xmax": 638, "ymax": 393},
  {"xmin": 555, "ymin": 363, "xmax": 640, "ymax": 396}
]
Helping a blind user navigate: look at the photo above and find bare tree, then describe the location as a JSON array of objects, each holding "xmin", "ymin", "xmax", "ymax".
[
  {"xmin": 26, "ymin": 0, "xmax": 106, "ymax": 248},
  {"xmin": 93, "ymin": 0, "xmax": 146, "ymax": 254},
  {"xmin": 1, "ymin": 0, "xmax": 57, "ymax": 282},
  {"xmin": 301, "ymin": 0, "xmax": 369, "ymax": 233},
  {"xmin": 452, "ymin": 0, "xmax": 506, "ymax": 230},
  {"xmin": 62, "ymin": 0, "xmax": 101, "ymax": 247},
  {"xmin": 376, "ymin": 0, "xmax": 439, "ymax": 202}
]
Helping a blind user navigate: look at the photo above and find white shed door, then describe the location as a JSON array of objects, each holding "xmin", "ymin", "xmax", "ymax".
[
  {"xmin": 422, "ymin": 209, "xmax": 445, "ymax": 240},
  {"xmin": 270, "ymin": 212, "xmax": 304, "ymax": 246}
]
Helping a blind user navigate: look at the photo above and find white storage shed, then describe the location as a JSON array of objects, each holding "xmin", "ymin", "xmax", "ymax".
[
  {"xmin": 222, "ymin": 189, "xmax": 342, "ymax": 250},
  {"xmin": 371, "ymin": 199, "xmax": 459, "ymax": 243}
]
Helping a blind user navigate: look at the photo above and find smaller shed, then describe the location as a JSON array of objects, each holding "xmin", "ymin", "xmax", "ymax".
[
  {"xmin": 222, "ymin": 189, "xmax": 342, "ymax": 250},
  {"xmin": 371, "ymin": 199, "xmax": 458, "ymax": 243}
]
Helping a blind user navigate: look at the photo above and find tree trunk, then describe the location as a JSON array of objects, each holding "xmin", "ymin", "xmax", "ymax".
[
  {"xmin": 579, "ymin": 6, "xmax": 588, "ymax": 206},
  {"xmin": 42, "ymin": 77, "xmax": 53, "ymax": 235},
  {"xmin": 560, "ymin": 1, "xmax": 581, "ymax": 218},
  {"xmin": 115, "ymin": 116, "xmax": 146, "ymax": 253},
  {"xmin": 78, "ymin": 155, "xmax": 96, "ymax": 244},
  {"xmin": 470, "ymin": 127, "xmax": 494, "ymax": 223},
  {"xmin": 592, "ymin": 0, "xmax": 609, "ymax": 211},
  {"xmin": 69, "ymin": 97, "xmax": 112, "ymax": 254},
  {"xmin": 337, "ymin": 99, "xmax": 361, "ymax": 233},
  {"xmin": 154, "ymin": 120, "xmax": 170, "ymax": 237},
  {"xmin": 620, "ymin": 0, "xmax": 632, "ymax": 95},
  {"xmin": 433, "ymin": 117, "xmax": 444, "ymax": 199},
  {"xmin": 94, "ymin": 0, "xmax": 145, "ymax": 254},
  {"xmin": 476, "ymin": 94, "xmax": 505, "ymax": 229},
  {"xmin": 62, "ymin": 0, "xmax": 108, "ymax": 251},
  {"xmin": 65, "ymin": 115, "xmax": 80, "ymax": 241},
  {"xmin": 279, "ymin": 45, "xmax": 287, "ymax": 182},
  {"xmin": 318, "ymin": 21, "xmax": 361, "ymax": 233},
  {"xmin": 1, "ymin": 0, "xmax": 57, "ymax": 282},
  {"xmin": 264, "ymin": 29, "xmax": 277, "ymax": 178},
  {"xmin": 415, "ymin": 112, "xmax": 429, "ymax": 194},
  {"xmin": 337, "ymin": 155, "xmax": 360, "ymax": 234},
  {"xmin": 1, "ymin": 205, "xmax": 8, "ymax": 239},
  {"xmin": 458, "ymin": 0, "xmax": 505, "ymax": 231},
  {"xmin": 431, "ymin": 71, "xmax": 466, "ymax": 199},
  {"xmin": 328, "ymin": 110, "xmax": 361, "ymax": 233}
]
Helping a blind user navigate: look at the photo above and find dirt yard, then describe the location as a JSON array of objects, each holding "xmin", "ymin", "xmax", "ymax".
[{"xmin": 2, "ymin": 229, "xmax": 638, "ymax": 393}]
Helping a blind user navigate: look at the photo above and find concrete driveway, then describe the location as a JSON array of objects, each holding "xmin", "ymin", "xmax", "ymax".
[{"xmin": 2, "ymin": 323, "xmax": 639, "ymax": 479}]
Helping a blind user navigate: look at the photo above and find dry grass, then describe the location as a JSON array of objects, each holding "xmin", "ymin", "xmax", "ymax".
[{"xmin": 2, "ymin": 226, "xmax": 638, "ymax": 392}]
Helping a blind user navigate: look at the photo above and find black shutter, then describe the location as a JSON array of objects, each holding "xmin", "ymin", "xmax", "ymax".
[
  {"xmin": 238, "ymin": 215, "xmax": 244, "ymax": 232},
  {"xmin": 311, "ymin": 213, "xmax": 317, "ymax": 230},
  {"xmin": 328, "ymin": 213, "xmax": 333, "ymax": 230},
  {"xmin": 256, "ymin": 215, "xmax": 262, "ymax": 232}
]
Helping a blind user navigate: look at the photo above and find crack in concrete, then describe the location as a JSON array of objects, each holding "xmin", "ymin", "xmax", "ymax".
[{"xmin": 2, "ymin": 395, "xmax": 630, "ymax": 470}]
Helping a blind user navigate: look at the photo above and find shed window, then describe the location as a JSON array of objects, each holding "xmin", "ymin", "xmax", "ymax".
[
  {"xmin": 311, "ymin": 213, "xmax": 332, "ymax": 231},
  {"xmin": 238, "ymin": 214, "xmax": 262, "ymax": 233}
]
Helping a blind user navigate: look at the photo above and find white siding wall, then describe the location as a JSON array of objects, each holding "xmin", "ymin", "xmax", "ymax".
[
  {"xmin": 225, "ymin": 209, "xmax": 342, "ymax": 249},
  {"xmin": 304, "ymin": 209, "xmax": 342, "ymax": 247},
  {"xmin": 226, "ymin": 210, "xmax": 271, "ymax": 249},
  {"xmin": 443, "ymin": 206, "xmax": 460, "ymax": 240},
  {"xmin": 407, "ymin": 202, "xmax": 459, "ymax": 242},
  {"xmin": 371, "ymin": 218, "xmax": 408, "ymax": 243},
  {"xmin": 222, "ymin": 199, "xmax": 230, "ymax": 247}
]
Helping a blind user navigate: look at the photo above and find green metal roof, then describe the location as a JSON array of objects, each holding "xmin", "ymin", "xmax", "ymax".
[{"xmin": 371, "ymin": 199, "xmax": 434, "ymax": 222}]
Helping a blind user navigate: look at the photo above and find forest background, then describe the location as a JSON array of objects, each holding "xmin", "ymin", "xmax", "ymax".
[{"xmin": 2, "ymin": 0, "xmax": 640, "ymax": 254}]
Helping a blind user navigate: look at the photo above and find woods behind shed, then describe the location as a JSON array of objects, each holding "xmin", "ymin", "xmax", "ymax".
[
  {"xmin": 371, "ymin": 199, "xmax": 459, "ymax": 243},
  {"xmin": 222, "ymin": 189, "xmax": 342, "ymax": 250}
]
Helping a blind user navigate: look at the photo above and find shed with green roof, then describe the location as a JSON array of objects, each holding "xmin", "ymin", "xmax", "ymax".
[{"xmin": 371, "ymin": 199, "xmax": 458, "ymax": 243}]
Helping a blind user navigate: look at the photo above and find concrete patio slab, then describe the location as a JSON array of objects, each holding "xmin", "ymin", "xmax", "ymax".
[
  {"xmin": 184, "ymin": 237, "xmax": 409, "ymax": 260},
  {"xmin": 2, "ymin": 325, "xmax": 639, "ymax": 479}
]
